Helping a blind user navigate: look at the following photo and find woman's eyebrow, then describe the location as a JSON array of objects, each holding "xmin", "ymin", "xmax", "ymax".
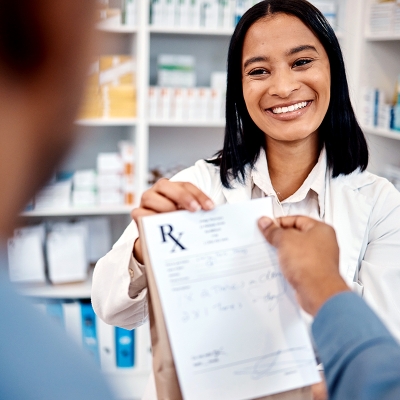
[
  {"xmin": 243, "ymin": 56, "xmax": 269, "ymax": 69},
  {"xmin": 243, "ymin": 45, "xmax": 319, "ymax": 69},
  {"xmin": 286, "ymin": 44, "xmax": 319, "ymax": 56}
]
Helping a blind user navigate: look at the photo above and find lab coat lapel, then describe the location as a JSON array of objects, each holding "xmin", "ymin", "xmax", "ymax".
[{"xmin": 325, "ymin": 171, "xmax": 374, "ymax": 288}]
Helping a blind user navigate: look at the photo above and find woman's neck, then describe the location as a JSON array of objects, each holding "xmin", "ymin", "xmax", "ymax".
[{"xmin": 266, "ymin": 133, "xmax": 320, "ymax": 201}]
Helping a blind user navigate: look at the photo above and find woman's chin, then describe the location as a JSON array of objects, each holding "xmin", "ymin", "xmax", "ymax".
[{"xmin": 264, "ymin": 130, "xmax": 317, "ymax": 143}]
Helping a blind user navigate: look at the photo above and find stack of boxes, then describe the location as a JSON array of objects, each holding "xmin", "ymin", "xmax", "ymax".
[
  {"xmin": 361, "ymin": 76, "xmax": 400, "ymax": 132},
  {"xmin": 35, "ymin": 179, "xmax": 72, "ymax": 210},
  {"xmin": 360, "ymin": 87, "xmax": 389, "ymax": 130},
  {"xmin": 96, "ymin": 0, "xmax": 137, "ymax": 28},
  {"xmin": 158, "ymin": 55, "xmax": 196, "ymax": 88},
  {"xmin": 148, "ymin": 86, "xmax": 225, "ymax": 122},
  {"xmin": 33, "ymin": 142, "xmax": 136, "ymax": 210},
  {"xmin": 150, "ymin": 0, "xmax": 338, "ymax": 30},
  {"xmin": 91, "ymin": 142, "xmax": 135, "ymax": 206},
  {"xmin": 120, "ymin": 141, "xmax": 136, "ymax": 205},
  {"xmin": 150, "ymin": 57, "xmax": 226, "ymax": 122},
  {"xmin": 97, "ymin": 153, "xmax": 124, "ymax": 206},
  {"xmin": 79, "ymin": 55, "xmax": 136, "ymax": 120},
  {"xmin": 79, "ymin": 61, "xmax": 103, "ymax": 119},
  {"xmin": 149, "ymin": 0, "xmax": 263, "ymax": 29},
  {"xmin": 308, "ymin": 1, "xmax": 337, "ymax": 29},
  {"xmin": 368, "ymin": 1, "xmax": 400, "ymax": 36},
  {"xmin": 72, "ymin": 170, "xmax": 97, "ymax": 207}
]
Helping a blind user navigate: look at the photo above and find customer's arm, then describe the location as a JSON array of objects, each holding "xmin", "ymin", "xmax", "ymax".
[
  {"xmin": 258, "ymin": 216, "xmax": 400, "ymax": 400},
  {"xmin": 313, "ymin": 292, "xmax": 400, "ymax": 400}
]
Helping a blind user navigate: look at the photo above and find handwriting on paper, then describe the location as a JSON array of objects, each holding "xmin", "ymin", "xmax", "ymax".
[{"xmin": 142, "ymin": 198, "xmax": 320, "ymax": 400}]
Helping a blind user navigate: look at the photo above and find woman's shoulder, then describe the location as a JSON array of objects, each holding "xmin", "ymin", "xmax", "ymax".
[{"xmin": 335, "ymin": 169, "xmax": 400, "ymax": 208}]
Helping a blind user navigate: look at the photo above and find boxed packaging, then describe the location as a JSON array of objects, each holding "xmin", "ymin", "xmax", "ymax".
[
  {"xmin": 369, "ymin": 2, "xmax": 395, "ymax": 35},
  {"xmin": 103, "ymin": 85, "xmax": 136, "ymax": 118},
  {"xmin": 47, "ymin": 222, "xmax": 89, "ymax": 284},
  {"xmin": 72, "ymin": 190, "xmax": 97, "ymax": 207},
  {"xmin": 97, "ymin": 153, "xmax": 123, "ymax": 174},
  {"xmin": 98, "ymin": 190, "xmax": 124, "ymax": 205},
  {"xmin": 35, "ymin": 180, "xmax": 72, "ymax": 209},
  {"xmin": 79, "ymin": 55, "xmax": 137, "ymax": 119},
  {"xmin": 121, "ymin": 0, "xmax": 137, "ymax": 26},
  {"xmin": 73, "ymin": 169, "xmax": 97, "ymax": 190},
  {"xmin": 97, "ymin": 8, "xmax": 121, "ymax": 26},
  {"xmin": 7, "ymin": 225, "xmax": 46, "ymax": 283},
  {"xmin": 119, "ymin": 141, "xmax": 135, "ymax": 175},
  {"xmin": 308, "ymin": 1, "xmax": 337, "ymax": 29},
  {"xmin": 157, "ymin": 54, "xmax": 196, "ymax": 87}
]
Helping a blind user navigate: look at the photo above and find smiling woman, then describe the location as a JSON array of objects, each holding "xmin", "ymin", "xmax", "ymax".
[
  {"xmin": 210, "ymin": 0, "xmax": 367, "ymax": 191},
  {"xmin": 91, "ymin": 1, "xmax": 400, "ymax": 400},
  {"xmin": 240, "ymin": 13, "xmax": 331, "ymax": 200}
]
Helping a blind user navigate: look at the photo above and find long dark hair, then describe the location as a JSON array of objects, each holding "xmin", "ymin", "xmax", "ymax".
[{"xmin": 209, "ymin": 0, "xmax": 368, "ymax": 188}]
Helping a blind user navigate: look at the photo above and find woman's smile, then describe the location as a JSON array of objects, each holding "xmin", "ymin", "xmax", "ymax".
[{"xmin": 265, "ymin": 100, "xmax": 312, "ymax": 121}]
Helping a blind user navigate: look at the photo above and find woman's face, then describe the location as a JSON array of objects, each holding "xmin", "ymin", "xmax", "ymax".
[{"xmin": 242, "ymin": 13, "xmax": 331, "ymax": 143}]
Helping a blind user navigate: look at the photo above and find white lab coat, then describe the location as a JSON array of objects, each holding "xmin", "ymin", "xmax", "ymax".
[{"xmin": 92, "ymin": 158, "xmax": 400, "ymax": 399}]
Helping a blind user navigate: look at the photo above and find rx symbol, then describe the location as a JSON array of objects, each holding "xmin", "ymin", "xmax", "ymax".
[{"xmin": 160, "ymin": 224, "xmax": 186, "ymax": 252}]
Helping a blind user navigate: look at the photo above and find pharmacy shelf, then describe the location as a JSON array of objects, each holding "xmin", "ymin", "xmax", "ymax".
[
  {"xmin": 148, "ymin": 26, "xmax": 234, "ymax": 36},
  {"xmin": 16, "ymin": 276, "xmax": 92, "ymax": 299},
  {"xmin": 365, "ymin": 33, "xmax": 400, "ymax": 41},
  {"xmin": 149, "ymin": 26, "xmax": 343, "ymax": 38},
  {"xmin": 149, "ymin": 119, "xmax": 225, "ymax": 127},
  {"xmin": 97, "ymin": 23, "xmax": 137, "ymax": 34},
  {"xmin": 76, "ymin": 118, "xmax": 137, "ymax": 126},
  {"xmin": 21, "ymin": 205, "xmax": 134, "ymax": 217},
  {"xmin": 363, "ymin": 126, "xmax": 400, "ymax": 141}
]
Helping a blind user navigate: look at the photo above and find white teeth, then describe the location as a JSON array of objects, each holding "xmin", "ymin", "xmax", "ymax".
[{"xmin": 271, "ymin": 101, "xmax": 308, "ymax": 114}]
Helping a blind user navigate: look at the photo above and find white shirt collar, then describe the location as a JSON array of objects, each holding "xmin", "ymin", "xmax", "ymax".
[{"xmin": 251, "ymin": 147, "xmax": 327, "ymax": 218}]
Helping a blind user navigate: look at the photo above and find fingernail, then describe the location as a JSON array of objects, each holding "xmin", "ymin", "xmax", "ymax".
[
  {"xmin": 190, "ymin": 200, "xmax": 201, "ymax": 211},
  {"xmin": 259, "ymin": 217, "xmax": 272, "ymax": 229},
  {"xmin": 205, "ymin": 200, "xmax": 214, "ymax": 210}
]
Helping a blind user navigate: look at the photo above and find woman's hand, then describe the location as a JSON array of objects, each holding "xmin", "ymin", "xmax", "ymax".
[{"xmin": 131, "ymin": 179, "xmax": 214, "ymax": 263}]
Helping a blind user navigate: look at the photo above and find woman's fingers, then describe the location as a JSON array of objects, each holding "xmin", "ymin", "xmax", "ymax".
[
  {"xmin": 132, "ymin": 180, "xmax": 214, "ymax": 262},
  {"xmin": 185, "ymin": 182, "xmax": 214, "ymax": 210},
  {"xmin": 144, "ymin": 179, "xmax": 214, "ymax": 212},
  {"xmin": 131, "ymin": 207, "xmax": 156, "ymax": 225},
  {"xmin": 140, "ymin": 191, "xmax": 179, "ymax": 214}
]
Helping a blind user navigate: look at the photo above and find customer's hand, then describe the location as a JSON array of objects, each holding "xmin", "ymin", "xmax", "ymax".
[
  {"xmin": 312, "ymin": 372, "xmax": 328, "ymax": 400},
  {"xmin": 258, "ymin": 216, "xmax": 349, "ymax": 316},
  {"xmin": 131, "ymin": 179, "xmax": 214, "ymax": 263}
]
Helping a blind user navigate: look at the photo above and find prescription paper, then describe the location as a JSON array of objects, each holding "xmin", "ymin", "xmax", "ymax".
[{"xmin": 141, "ymin": 198, "xmax": 319, "ymax": 400}]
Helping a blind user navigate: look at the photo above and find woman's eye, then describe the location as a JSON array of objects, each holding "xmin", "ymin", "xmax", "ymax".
[
  {"xmin": 248, "ymin": 68, "xmax": 268, "ymax": 76},
  {"xmin": 293, "ymin": 59, "xmax": 313, "ymax": 68}
]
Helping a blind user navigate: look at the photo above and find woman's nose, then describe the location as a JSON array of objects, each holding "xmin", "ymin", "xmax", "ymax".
[{"xmin": 267, "ymin": 69, "xmax": 300, "ymax": 98}]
